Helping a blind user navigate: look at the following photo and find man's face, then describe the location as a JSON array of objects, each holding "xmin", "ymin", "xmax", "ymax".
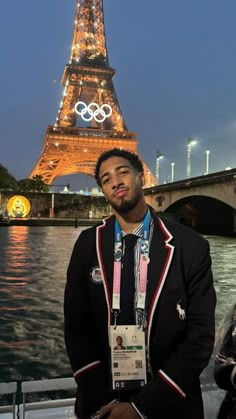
[
  {"xmin": 116, "ymin": 336, "xmax": 122, "ymax": 345},
  {"xmin": 98, "ymin": 156, "xmax": 144, "ymax": 214}
]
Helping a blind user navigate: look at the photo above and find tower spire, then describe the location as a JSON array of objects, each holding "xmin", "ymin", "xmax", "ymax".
[{"xmin": 70, "ymin": 0, "xmax": 109, "ymax": 67}]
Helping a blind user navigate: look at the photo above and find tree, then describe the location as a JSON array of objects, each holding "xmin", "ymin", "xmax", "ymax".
[
  {"xmin": 0, "ymin": 163, "xmax": 49, "ymax": 192},
  {"xmin": 0, "ymin": 164, "xmax": 18, "ymax": 190},
  {"xmin": 31, "ymin": 175, "xmax": 49, "ymax": 192},
  {"xmin": 17, "ymin": 175, "xmax": 49, "ymax": 192},
  {"xmin": 17, "ymin": 178, "xmax": 34, "ymax": 192}
]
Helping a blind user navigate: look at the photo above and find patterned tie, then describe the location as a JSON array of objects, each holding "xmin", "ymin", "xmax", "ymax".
[{"xmin": 118, "ymin": 234, "xmax": 138, "ymax": 325}]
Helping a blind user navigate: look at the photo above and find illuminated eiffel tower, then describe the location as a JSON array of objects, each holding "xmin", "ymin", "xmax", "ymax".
[{"xmin": 30, "ymin": 0, "xmax": 156, "ymax": 187}]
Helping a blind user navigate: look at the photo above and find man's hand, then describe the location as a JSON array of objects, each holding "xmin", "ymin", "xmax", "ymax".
[{"xmin": 98, "ymin": 402, "xmax": 140, "ymax": 419}]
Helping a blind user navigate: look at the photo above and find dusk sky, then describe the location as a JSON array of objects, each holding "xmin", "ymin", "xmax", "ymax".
[{"xmin": 1, "ymin": 0, "xmax": 236, "ymax": 190}]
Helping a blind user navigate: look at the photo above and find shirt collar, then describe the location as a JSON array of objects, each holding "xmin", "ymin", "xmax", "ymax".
[{"xmin": 121, "ymin": 208, "xmax": 152, "ymax": 238}]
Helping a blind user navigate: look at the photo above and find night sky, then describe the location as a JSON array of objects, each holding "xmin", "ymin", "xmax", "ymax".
[{"xmin": 1, "ymin": 0, "xmax": 236, "ymax": 190}]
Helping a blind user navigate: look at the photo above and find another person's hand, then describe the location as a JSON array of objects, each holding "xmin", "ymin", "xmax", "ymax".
[{"xmin": 99, "ymin": 402, "xmax": 140, "ymax": 419}]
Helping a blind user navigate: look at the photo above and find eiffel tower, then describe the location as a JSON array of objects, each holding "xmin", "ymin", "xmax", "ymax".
[{"xmin": 30, "ymin": 0, "xmax": 156, "ymax": 187}]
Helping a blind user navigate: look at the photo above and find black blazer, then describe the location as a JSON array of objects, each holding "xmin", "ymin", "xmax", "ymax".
[{"xmin": 64, "ymin": 209, "xmax": 216, "ymax": 419}]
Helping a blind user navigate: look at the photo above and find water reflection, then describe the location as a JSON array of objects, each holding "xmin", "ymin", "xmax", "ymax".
[
  {"xmin": 0, "ymin": 227, "xmax": 235, "ymax": 382},
  {"xmin": 0, "ymin": 227, "xmax": 79, "ymax": 381},
  {"xmin": 3, "ymin": 226, "xmax": 30, "ymax": 283},
  {"xmin": 205, "ymin": 235, "xmax": 236, "ymax": 324}
]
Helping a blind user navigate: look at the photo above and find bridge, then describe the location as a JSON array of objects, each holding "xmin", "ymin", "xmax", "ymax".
[{"xmin": 144, "ymin": 168, "xmax": 236, "ymax": 236}]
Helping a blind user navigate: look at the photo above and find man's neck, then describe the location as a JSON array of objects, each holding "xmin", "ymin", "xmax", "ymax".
[{"xmin": 114, "ymin": 202, "xmax": 148, "ymax": 234}]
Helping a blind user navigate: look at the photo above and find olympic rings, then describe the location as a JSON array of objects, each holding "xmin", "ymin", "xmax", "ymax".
[{"xmin": 74, "ymin": 101, "xmax": 112, "ymax": 123}]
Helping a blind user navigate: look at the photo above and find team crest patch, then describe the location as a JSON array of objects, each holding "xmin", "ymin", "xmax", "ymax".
[{"xmin": 90, "ymin": 266, "xmax": 103, "ymax": 284}]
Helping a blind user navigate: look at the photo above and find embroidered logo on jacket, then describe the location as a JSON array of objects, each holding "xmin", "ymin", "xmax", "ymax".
[
  {"xmin": 176, "ymin": 301, "xmax": 186, "ymax": 320},
  {"xmin": 90, "ymin": 266, "xmax": 103, "ymax": 284}
]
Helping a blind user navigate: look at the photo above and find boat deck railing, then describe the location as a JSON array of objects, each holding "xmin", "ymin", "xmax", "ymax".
[
  {"xmin": 0, "ymin": 378, "xmax": 226, "ymax": 419},
  {"xmin": 0, "ymin": 382, "xmax": 17, "ymax": 419},
  {"xmin": 0, "ymin": 378, "xmax": 76, "ymax": 419},
  {"xmin": 20, "ymin": 377, "xmax": 76, "ymax": 419}
]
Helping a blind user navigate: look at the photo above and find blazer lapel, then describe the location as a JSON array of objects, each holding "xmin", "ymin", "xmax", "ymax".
[
  {"xmin": 96, "ymin": 212, "xmax": 175, "ymax": 335},
  {"xmin": 146, "ymin": 214, "xmax": 175, "ymax": 349},
  {"xmin": 96, "ymin": 215, "xmax": 115, "ymax": 325}
]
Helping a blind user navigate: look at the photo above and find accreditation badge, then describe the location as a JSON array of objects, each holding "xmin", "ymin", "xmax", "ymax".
[{"xmin": 110, "ymin": 325, "xmax": 147, "ymax": 391}]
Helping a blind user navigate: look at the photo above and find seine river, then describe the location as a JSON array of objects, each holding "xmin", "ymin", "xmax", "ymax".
[{"xmin": 0, "ymin": 226, "xmax": 235, "ymax": 383}]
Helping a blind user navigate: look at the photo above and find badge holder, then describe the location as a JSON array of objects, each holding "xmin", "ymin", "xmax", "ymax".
[{"xmin": 110, "ymin": 325, "xmax": 147, "ymax": 391}]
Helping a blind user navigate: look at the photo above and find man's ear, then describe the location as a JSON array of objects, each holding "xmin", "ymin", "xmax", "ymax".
[{"xmin": 140, "ymin": 172, "xmax": 145, "ymax": 187}]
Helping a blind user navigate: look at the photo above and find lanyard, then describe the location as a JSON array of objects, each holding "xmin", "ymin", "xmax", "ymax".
[{"xmin": 112, "ymin": 211, "xmax": 150, "ymax": 323}]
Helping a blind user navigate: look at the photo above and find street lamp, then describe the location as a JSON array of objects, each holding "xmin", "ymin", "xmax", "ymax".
[
  {"xmin": 205, "ymin": 150, "xmax": 210, "ymax": 175},
  {"xmin": 171, "ymin": 162, "xmax": 175, "ymax": 182},
  {"xmin": 50, "ymin": 186, "xmax": 55, "ymax": 218},
  {"xmin": 155, "ymin": 150, "xmax": 163, "ymax": 183},
  {"xmin": 186, "ymin": 137, "xmax": 197, "ymax": 178},
  {"xmin": 147, "ymin": 171, "xmax": 151, "ymax": 188}
]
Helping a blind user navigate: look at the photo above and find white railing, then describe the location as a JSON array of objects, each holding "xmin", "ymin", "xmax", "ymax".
[
  {"xmin": 0, "ymin": 382, "xmax": 17, "ymax": 419},
  {"xmin": 20, "ymin": 378, "xmax": 76, "ymax": 419},
  {"xmin": 0, "ymin": 377, "xmax": 226, "ymax": 419},
  {"xmin": 0, "ymin": 378, "xmax": 76, "ymax": 419}
]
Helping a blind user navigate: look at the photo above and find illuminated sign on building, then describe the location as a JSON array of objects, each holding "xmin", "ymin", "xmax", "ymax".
[
  {"xmin": 7, "ymin": 195, "xmax": 31, "ymax": 218},
  {"xmin": 74, "ymin": 101, "xmax": 112, "ymax": 123}
]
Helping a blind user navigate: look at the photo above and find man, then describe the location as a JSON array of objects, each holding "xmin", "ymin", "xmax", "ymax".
[{"xmin": 64, "ymin": 148, "xmax": 216, "ymax": 419}]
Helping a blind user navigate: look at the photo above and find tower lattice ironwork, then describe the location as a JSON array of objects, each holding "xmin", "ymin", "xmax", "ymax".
[{"xmin": 30, "ymin": 0, "xmax": 156, "ymax": 187}]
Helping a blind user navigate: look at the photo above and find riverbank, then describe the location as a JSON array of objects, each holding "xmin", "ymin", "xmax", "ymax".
[{"xmin": 0, "ymin": 217, "xmax": 103, "ymax": 227}]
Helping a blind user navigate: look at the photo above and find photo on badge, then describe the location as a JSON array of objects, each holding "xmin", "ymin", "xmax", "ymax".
[{"xmin": 113, "ymin": 334, "xmax": 126, "ymax": 350}]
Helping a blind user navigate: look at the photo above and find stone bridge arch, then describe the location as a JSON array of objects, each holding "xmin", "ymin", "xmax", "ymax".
[
  {"xmin": 161, "ymin": 195, "xmax": 235, "ymax": 236},
  {"xmin": 144, "ymin": 170, "xmax": 236, "ymax": 235}
]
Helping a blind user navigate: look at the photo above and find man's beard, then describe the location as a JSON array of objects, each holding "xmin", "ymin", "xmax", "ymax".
[{"xmin": 108, "ymin": 187, "xmax": 143, "ymax": 214}]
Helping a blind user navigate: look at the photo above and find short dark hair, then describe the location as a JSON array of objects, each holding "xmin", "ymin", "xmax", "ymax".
[{"xmin": 95, "ymin": 148, "xmax": 144, "ymax": 186}]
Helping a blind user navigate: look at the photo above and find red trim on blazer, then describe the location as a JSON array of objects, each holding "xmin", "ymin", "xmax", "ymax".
[
  {"xmin": 147, "ymin": 216, "xmax": 174, "ymax": 337},
  {"xmin": 158, "ymin": 369, "xmax": 186, "ymax": 398},
  {"xmin": 97, "ymin": 217, "xmax": 113, "ymax": 325},
  {"xmin": 74, "ymin": 360, "xmax": 101, "ymax": 378}
]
